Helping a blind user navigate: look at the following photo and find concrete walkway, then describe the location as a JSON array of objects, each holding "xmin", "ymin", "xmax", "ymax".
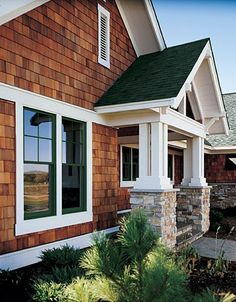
[{"xmin": 192, "ymin": 237, "xmax": 236, "ymax": 262}]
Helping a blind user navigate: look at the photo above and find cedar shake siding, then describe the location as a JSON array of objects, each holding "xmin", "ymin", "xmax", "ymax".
[
  {"xmin": 0, "ymin": 0, "xmax": 136, "ymax": 254},
  {"xmin": 0, "ymin": 0, "xmax": 136, "ymax": 110},
  {"xmin": 205, "ymin": 154, "xmax": 236, "ymax": 183}
]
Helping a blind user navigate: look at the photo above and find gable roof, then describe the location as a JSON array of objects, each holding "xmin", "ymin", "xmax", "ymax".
[
  {"xmin": 95, "ymin": 38, "xmax": 209, "ymax": 108},
  {"xmin": 207, "ymin": 93, "xmax": 236, "ymax": 147}
]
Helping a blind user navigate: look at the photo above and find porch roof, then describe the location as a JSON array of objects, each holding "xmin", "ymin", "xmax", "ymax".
[{"xmin": 95, "ymin": 38, "xmax": 209, "ymax": 107}]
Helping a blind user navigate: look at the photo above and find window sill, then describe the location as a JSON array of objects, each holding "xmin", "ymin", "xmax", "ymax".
[
  {"xmin": 120, "ymin": 181, "xmax": 135, "ymax": 188},
  {"xmin": 15, "ymin": 210, "xmax": 93, "ymax": 236}
]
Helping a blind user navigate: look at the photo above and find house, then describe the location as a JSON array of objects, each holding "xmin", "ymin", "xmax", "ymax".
[
  {"xmin": 0, "ymin": 0, "xmax": 229, "ymax": 270},
  {"xmin": 205, "ymin": 93, "xmax": 236, "ymax": 209}
]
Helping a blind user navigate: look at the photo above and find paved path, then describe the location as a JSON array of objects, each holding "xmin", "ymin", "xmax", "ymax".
[{"xmin": 192, "ymin": 237, "xmax": 236, "ymax": 262}]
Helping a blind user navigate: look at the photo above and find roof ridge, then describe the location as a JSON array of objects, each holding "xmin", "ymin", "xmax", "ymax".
[
  {"xmin": 165, "ymin": 38, "xmax": 210, "ymax": 50},
  {"xmin": 223, "ymin": 92, "xmax": 236, "ymax": 96}
]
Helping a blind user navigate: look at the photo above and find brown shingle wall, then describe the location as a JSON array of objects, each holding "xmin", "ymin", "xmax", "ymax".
[
  {"xmin": 205, "ymin": 154, "xmax": 236, "ymax": 183},
  {"xmin": 0, "ymin": 0, "xmax": 136, "ymax": 110},
  {"xmin": 93, "ymin": 123, "xmax": 119, "ymax": 230}
]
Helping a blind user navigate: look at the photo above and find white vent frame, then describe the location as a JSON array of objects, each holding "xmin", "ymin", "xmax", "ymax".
[{"xmin": 98, "ymin": 4, "xmax": 110, "ymax": 69}]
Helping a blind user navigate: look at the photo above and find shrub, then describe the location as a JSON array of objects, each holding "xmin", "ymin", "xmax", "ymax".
[
  {"xmin": 78, "ymin": 209, "xmax": 189, "ymax": 302},
  {"xmin": 40, "ymin": 245, "xmax": 83, "ymax": 269},
  {"xmin": 32, "ymin": 280, "xmax": 69, "ymax": 302},
  {"xmin": 42, "ymin": 265, "xmax": 83, "ymax": 284},
  {"xmin": 178, "ymin": 246, "xmax": 200, "ymax": 273}
]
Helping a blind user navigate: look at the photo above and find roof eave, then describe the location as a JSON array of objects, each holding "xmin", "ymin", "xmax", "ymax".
[
  {"xmin": 95, "ymin": 97, "xmax": 175, "ymax": 114},
  {"xmin": 0, "ymin": 0, "xmax": 50, "ymax": 26}
]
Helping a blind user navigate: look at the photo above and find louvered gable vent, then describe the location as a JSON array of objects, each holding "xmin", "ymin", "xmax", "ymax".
[{"xmin": 98, "ymin": 4, "xmax": 110, "ymax": 68}]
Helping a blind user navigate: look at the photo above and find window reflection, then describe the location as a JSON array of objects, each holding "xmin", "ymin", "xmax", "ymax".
[
  {"xmin": 24, "ymin": 164, "xmax": 50, "ymax": 214},
  {"xmin": 62, "ymin": 118, "xmax": 85, "ymax": 212}
]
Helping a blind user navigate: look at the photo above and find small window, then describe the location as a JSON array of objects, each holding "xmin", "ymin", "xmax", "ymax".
[
  {"xmin": 122, "ymin": 147, "xmax": 139, "ymax": 181},
  {"xmin": 98, "ymin": 4, "xmax": 110, "ymax": 68},
  {"xmin": 24, "ymin": 108, "xmax": 56, "ymax": 220}
]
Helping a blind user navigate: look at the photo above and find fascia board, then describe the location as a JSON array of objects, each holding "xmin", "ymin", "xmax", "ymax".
[
  {"xmin": 0, "ymin": 0, "xmax": 50, "ymax": 26},
  {"xmin": 95, "ymin": 98, "xmax": 175, "ymax": 114}
]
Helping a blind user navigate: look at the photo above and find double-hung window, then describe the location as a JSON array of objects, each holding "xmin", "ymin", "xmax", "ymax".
[
  {"xmin": 121, "ymin": 146, "xmax": 139, "ymax": 186},
  {"xmin": 16, "ymin": 103, "xmax": 92, "ymax": 236}
]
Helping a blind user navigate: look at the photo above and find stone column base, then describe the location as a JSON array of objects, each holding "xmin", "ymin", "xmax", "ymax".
[
  {"xmin": 176, "ymin": 187, "xmax": 211, "ymax": 233},
  {"xmin": 130, "ymin": 189, "xmax": 178, "ymax": 249}
]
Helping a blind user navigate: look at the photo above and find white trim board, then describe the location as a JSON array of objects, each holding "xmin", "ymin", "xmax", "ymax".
[
  {"xmin": 0, "ymin": 0, "xmax": 50, "ymax": 26},
  {"xmin": 0, "ymin": 226, "xmax": 119, "ymax": 270}
]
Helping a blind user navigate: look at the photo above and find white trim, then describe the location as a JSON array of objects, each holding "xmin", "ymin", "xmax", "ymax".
[
  {"xmin": 0, "ymin": 82, "xmax": 106, "ymax": 125},
  {"xmin": 115, "ymin": 0, "xmax": 140, "ymax": 57},
  {"xmin": 0, "ymin": 0, "xmax": 49, "ymax": 26},
  {"xmin": 0, "ymin": 226, "xmax": 119, "ymax": 270},
  {"xmin": 98, "ymin": 4, "xmax": 110, "ymax": 69},
  {"xmin": 143, "ymin": 0, "xmax": 166, "ymax": 51},
  {"xmin": 15, "ymin": 97, "xmax": 94, "ymax": 235},
  {"xmin": 95, "ymin": 98, "xmax": 175, "ymax": 113},
  {"xmin": 117, "ymin": 209, "xmax": 131, "ymax": 214}
]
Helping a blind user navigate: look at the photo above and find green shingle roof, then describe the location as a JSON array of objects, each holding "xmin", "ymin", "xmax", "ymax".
[
  {"xmin": 95, "ymin": 38, "xmax": 209, "ymax": 107},
  {"xmin": 207, "ymin": 93, "xmax": 236, "ymax": 147}
]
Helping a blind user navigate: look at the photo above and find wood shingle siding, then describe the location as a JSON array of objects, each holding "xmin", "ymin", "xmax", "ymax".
[
  {"xmin": 0, "ymin": 0, "xmax": 136, "ymax": 254},
  {"xmin": 0, "ymin": 0, "xmax": 136, "ymax": 110}
]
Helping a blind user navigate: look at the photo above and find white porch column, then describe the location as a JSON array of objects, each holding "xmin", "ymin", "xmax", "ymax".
[
  {"xmin": 189, "ymin": 137, "xmax": 207, "ymax": 187},
  {"xmin": 135, "ymin": 122, "xmax": 172, "ymax": 190},
  {"xmin": 181, "ymin": 138, "xmax": 192, "ymax": 186}
]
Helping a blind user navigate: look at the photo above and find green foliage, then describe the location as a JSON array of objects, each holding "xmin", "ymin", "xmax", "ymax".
[
  {"xmin": 178, "ymin": 246, "xmax": 200, "ymax": 273},
  {"xmin": 32, "ymin": 280, "xmax": 69, "ymax": 302},
  {"xmin": 0, "ymin": 268, "xmax": 31, "ymax": 302},
  {"xmin": 41, "ymin": 265, "xmax": 83, "ymax": 284},
  {"xmin": 208, "ymin": 252, "xmax": 229, "ymax": 277},
  {"xmin": 210, "ymin": 209, "xmax": 224, "ymax": 232},
  {"xmin": 79, "ymin": 209, "xmax": 189, "ymax": 302},
  {"xmin": 193, "ymin": 289, "xmax": 219, "ymax": 302},
  {"xmin": 40, "ymin": 245, "xmax": 83, "ymax": 269}
]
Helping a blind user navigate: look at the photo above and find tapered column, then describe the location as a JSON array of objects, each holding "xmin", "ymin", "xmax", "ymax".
[
  {"xmin": 135, "ymin": 122, "xmax": 172, "ymax": 190},
  {"xmin": 189, "ymin": 137, "xmax": 207, "ymax": 187},
  {"xmin": 181, "ymin": 138, "xmax": 193, "ymax": 186}
]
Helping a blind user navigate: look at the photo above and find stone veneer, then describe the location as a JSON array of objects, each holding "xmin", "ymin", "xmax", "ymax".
[
  {"xmin": 176, "ymin": 187, "xmax": 211, "ymax": 233},
  {"xmin": 130, "ymin": 189, "xmax": 178, "ymax": 248},
  {"xmin": 209, "ymin": 183, "xmax": 236, "ymax": 209}
]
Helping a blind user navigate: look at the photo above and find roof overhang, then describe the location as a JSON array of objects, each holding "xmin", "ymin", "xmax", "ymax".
[
  {"xmin": 115, "ymin": 0, "xmax": 166, "ymax": 56},
  {"xmin": 95, "ymin": 40, "xmax": 229, "ymax": 137},
  {"xmin": 0, "ymin": 0, "xmax": 50, "ymax": 26}
]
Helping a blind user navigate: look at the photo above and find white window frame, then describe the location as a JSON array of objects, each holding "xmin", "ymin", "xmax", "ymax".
[
  {"xmin": 120, "ymin": 145, "xmax": 139, "ymax": 188},
  {"xmin": 14, "ymin": 92, "xmax": 93, "ymax": 236},
  {"xmin": 168, "ymin": 153, "xmax": 175, "ymax": 184},
  {"xmin": 98, "ymin": 3, "xmax": 110, "ymax": 69}
]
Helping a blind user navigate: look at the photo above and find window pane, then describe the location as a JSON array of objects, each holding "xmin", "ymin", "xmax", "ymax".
[
  {"xmin": 122, "ymin": 147, "xmax": 131, "ymax": 181},
  {"xmin": 62, "ymin": 119, "xmax": 73, "ymax": 142},
  {"xmin": 24, "ymin": 109, "xmax": 38, "ymax": 136},
  {"xmin": 132, "ymin": 149, "xmax": 139, "ymax": 180},
  {"xmin": 62, "ymin": 118, "xmax": 84, "ymax": 164},
  {"xmin": 168, "ymin": 154, "xmax": 173, "ymax": 181},
  {"xmin": 24, "ymin": 164, "xmax": 50, "ymax": 214},
  {"xmin": 62, "ymin": 165, "xmax": 81, "ymax": 210},
  {"xmin": 39, "ymin": 138, "xmax": 52, "ymax": 162},
  {"xmin": 24, "ymin": 136, "xmax": 38, "ymax": 161},
  {"xmin": 62, "ymin": 141, "xmax": 67, "ymax": 164},
  {"xmin": 38, "ymin": 113, "xmax": 52, "ymax": 138}
]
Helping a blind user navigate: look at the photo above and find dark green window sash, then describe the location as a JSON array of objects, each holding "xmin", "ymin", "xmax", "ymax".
[
  {"xmin": 62, "ymin": 117, "xmax": 87, "ymax": 214},
  {"xmin": 23, "ymin": 107, "xmax": 56, "ymax": 220}
]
